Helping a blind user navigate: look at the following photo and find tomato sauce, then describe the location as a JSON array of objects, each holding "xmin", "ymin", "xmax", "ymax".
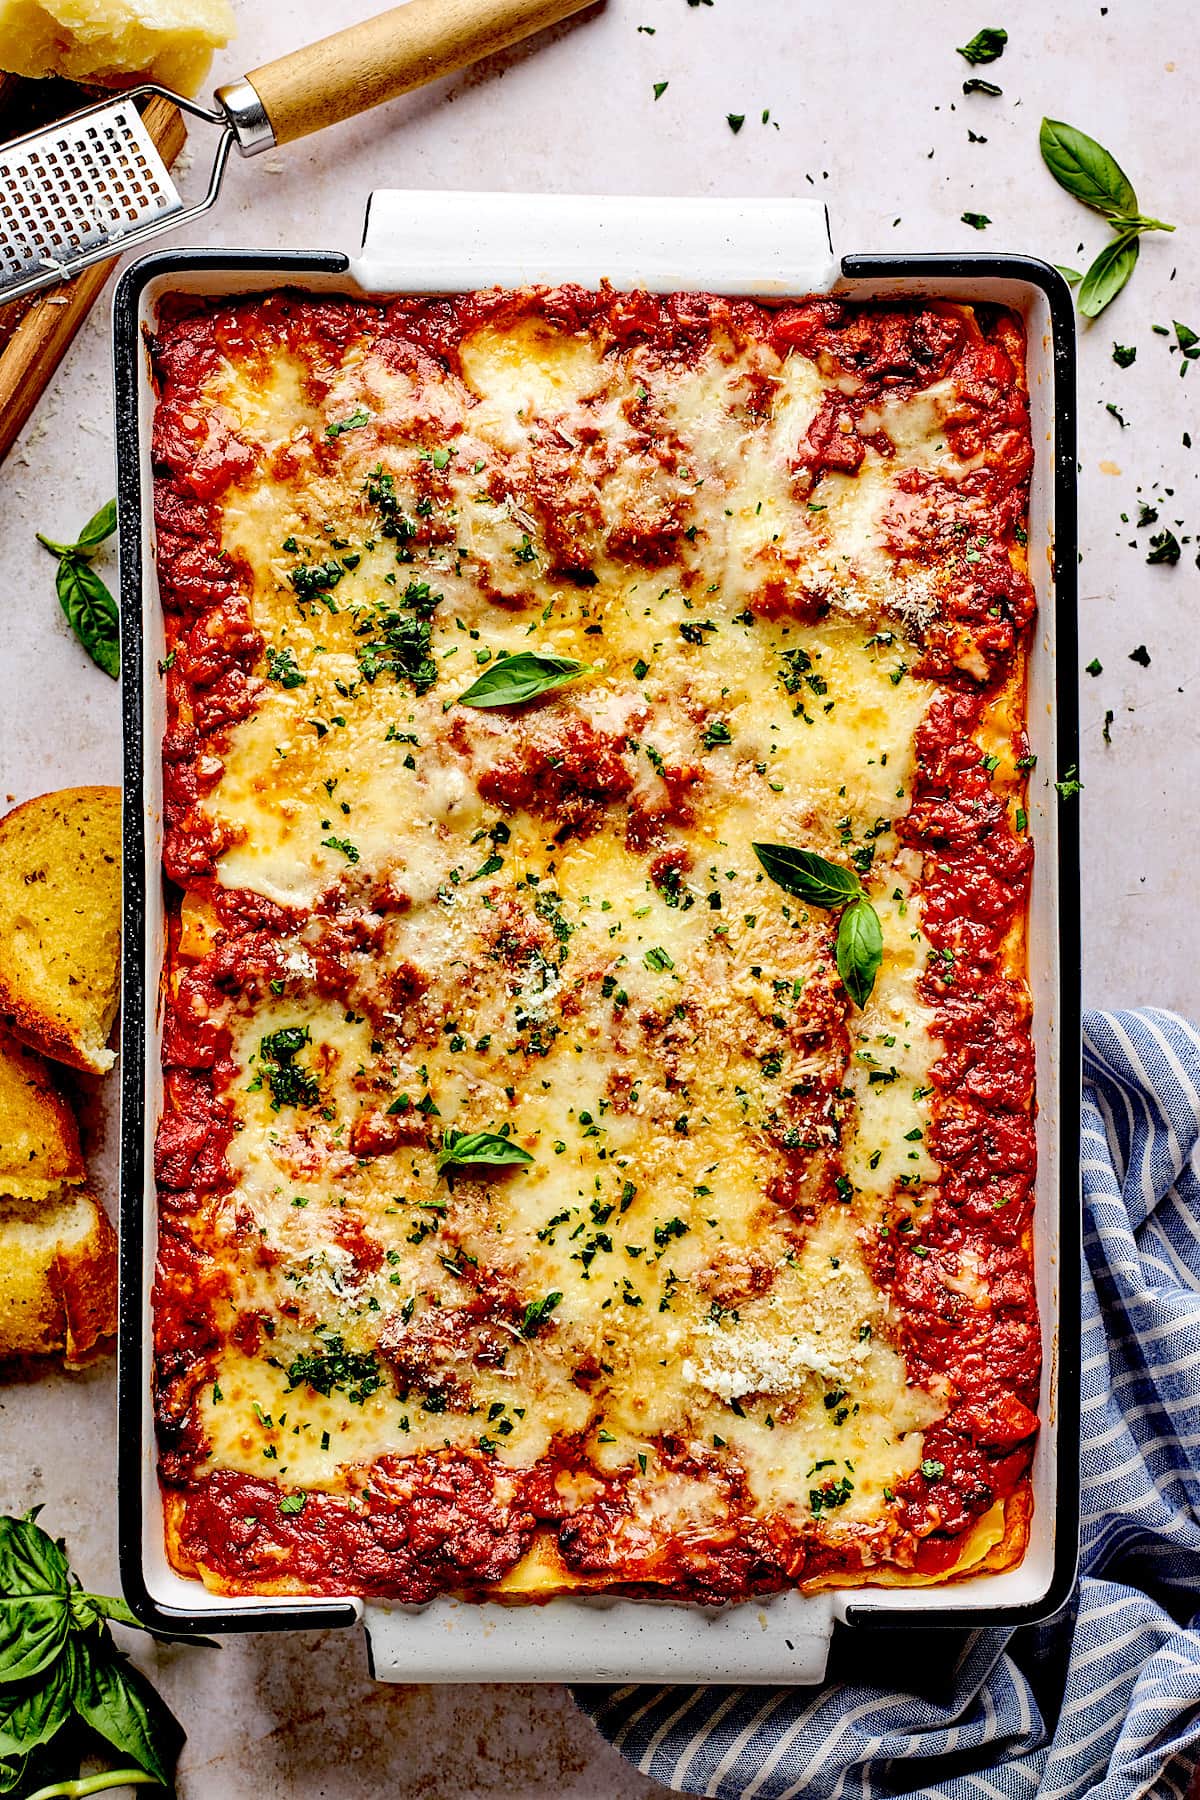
[{"xmin": 152, "ymin": 292, "xmax": 1038, "ymax": 1601}]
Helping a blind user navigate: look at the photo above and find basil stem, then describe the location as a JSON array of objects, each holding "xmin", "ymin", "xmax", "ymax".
[{"xmin": 25, "ymin": 1774, "xmax": 158, "ymax": 1800}]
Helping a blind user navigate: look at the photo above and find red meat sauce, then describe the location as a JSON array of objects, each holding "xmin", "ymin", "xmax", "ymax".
[
  {"xmin": 862, "ymin": 682, "xmax": 1040, "ymax": 1549},
  {"xmin": 153, "ymin": 290, "xmax": 1037, "ymax": 1594},
  {"xmin": 173, "ymin": 1445, "xmax": 901, "ymax": 1603}
]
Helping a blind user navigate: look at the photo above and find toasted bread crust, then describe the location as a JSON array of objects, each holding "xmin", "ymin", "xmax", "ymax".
[
  {"xmin": 0, "ymin": 786, "xmax": 121, "ymax": 1075},
  {"xmin": 0, "ymin": 1024, "xmax": 85, "ymax": 1201},
  {"xmin": 0, "ymin": 1187, "xmax": 117, "ymax": 1366}
]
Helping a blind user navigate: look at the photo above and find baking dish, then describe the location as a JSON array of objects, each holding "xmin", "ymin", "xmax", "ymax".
[{"xmin": 114, "ymin": 194, "xmax": 1081, "ymax": 1683}]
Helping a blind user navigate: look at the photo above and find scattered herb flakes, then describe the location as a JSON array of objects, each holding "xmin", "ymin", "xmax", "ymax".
[
  {"xmin": 322, "ymin": 835, "xmax": 360, "ymax": 863},
  {"xmin": 957, "ymin": 26, "xmax": 1007, "ymax": 63},
  {"xmin": 1103, "ymin": 709, "xmax": 1114, "ymax": 744},
  {"xmin": 1172, "ymin": 320, "xmax": 1200, "ymax": 376},
  {"xmin": 653, "ymin": 80, "xmax": 669, "ymax": 99},
  {"xmin": 266, "ymin": 645, "xmax": 306, "ymax": 688},
  {"xmin": 520, "ymin": 1291, "xmax": 564, "ymax": 1337},
  {"xmin": 727, "ymin": 113, "xmax": 745, "ymax": 133},
  {"xmin": 1146, "ymin": 529, "xmax": 1181, "ymax": 565},
  {"xmin": 1112, "ymin": 343, "xmax": 1136, "ymax": 367},
  {"xmin": 256, "ymin": 1025, "xmax": 320, "ymax": 1110},
  {"xmin": 1054, "ymin": 764, "xmax": 1084, "ymax": 799},
  {"xmin": 1105, "ymin": 403, "xmax": 1128, "ymax": 427},
  {"xmin": 961, "ymin": 211, "xmax": 991, "ymax": 229},
  {"xmin": 1128, "ymin": 644, "xmax": 1151, "ymax": 667},
  {"xmin": 325, "ymin": 407, "xmax": 370, "ymax": 437},
  {"xmin": 963, "ymin": 77, "xmax": 1002, "ymax": 95},
  {"xmin": 1085, "ymin": 657, "xmax": 1103, "ymax": 676}
]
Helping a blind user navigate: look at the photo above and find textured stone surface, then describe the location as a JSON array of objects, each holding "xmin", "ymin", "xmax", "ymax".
[{"xmin": 1, "ymin": 1, "xmax": 1195, "ymax": 1792}]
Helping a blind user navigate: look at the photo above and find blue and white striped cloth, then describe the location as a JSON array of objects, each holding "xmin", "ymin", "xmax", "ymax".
[{"xmin": 576, "ymin": 1010, "xmax": 1200, "ymax": 1798}]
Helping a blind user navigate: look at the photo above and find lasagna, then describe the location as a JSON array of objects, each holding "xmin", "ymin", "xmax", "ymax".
[{"xmin": 150, "ymin": 287, "xmax": 1039, "ymax": 1603}]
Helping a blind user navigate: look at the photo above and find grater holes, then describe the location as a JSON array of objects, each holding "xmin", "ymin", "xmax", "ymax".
[{"xmin": 1, "ymin": 101, "xmax": 184, "ymax": 290}]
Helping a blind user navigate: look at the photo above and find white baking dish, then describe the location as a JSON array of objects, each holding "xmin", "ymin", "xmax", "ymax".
[{"xmin": 114, "ymin": 193, "xmax": 1081, "ymax": 1684}]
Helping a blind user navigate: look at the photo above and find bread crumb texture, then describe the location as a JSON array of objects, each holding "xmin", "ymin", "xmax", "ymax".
[
  {"xmin": 0, "ymin": 1188, "xmax": 117, "ymax": 1365},
  {"xmin": 0, "ymin": 786, "xmax": 121, "ymax": 1075},
  {"xmin": 0, "ymin": 1024, "xmax": 84, "ymax": 1201}
]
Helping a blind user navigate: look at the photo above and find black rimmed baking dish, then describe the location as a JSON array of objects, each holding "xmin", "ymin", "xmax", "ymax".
[{"xmin": 113, "ymin": 197, "xmax": 1080, "ymax": 1680}]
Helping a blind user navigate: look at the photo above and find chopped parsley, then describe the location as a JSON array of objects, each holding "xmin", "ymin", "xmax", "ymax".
[
  {"xmin": 255, "ymin": 1026, "xmax": 319, "ymax": 1110},
  {"xmin": 266, "ymin": 646, "xmax": 306, "ymax": 688}
]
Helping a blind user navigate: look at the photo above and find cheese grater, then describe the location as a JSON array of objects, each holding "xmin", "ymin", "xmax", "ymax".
[{"xmin": 0, "ymin": 0, "xmax": 593, "ymax": 305}]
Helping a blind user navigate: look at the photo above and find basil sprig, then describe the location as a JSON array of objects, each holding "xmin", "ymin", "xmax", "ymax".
[
  {"xmin": 437, "ymin": 1128, "xmax": 534, "ymax": 1175},
  {"xmin": 0, "ymin": 1509, "xmax": 198, "ymax": 1797},
  {"xmin": 752, "ymin": 843, "xmax": 884, "ymax": 1008},
  {"xmin": 957, "ymin": 27, "xmax": 1007, "ymax": 64},
  {"xmin": 457, "ymin": 651, "xmax": 590, "ymax": 709},
  {"xmin": 1039, "ymin": 119, "xmax": 1174, "ymax": 317},
  {"xmin": 36, "ymin": 501, "xmax": 119, "ymax": 680}
]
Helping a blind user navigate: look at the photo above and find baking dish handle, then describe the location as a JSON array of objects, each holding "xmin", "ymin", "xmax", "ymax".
[
  {"xmin": 361, "ymin": 1593, "xmax": 836, "ymax": 1685},
  {"xmin": 351, "ymin": 190, "xmax": 839, "ymax": 294}
]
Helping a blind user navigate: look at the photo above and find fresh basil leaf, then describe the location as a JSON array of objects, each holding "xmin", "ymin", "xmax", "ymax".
[
  {"xmin": 836, "ymin": 898, "xmax": 884, "ymax": 1009},
  {"xmin": 1039, "ymin": 118, "xmax": 1138, "ymax": 219},
  {"xmin": 437, "ymin": 1129, "xmax": 534, "ymax": 1174},
  {"xmin": 1054, "ymin": 265, "xmax": 1083, "ymax": 286},
  {"xmin": 0, "ymin": 1653, "xmax": 72, "ymax": 1757},
  {"xmin": 76, "ymin": 1592, "xmax": 141, "ymax": 1630},
  {"xmin": 70, "ymin": 1650, "xmax": 183, "ymax": 1788},
  {"xmin": 0, "ymin": 1598, "xmax": 69, "ymax": 1684},
  {"xmin": 71, "ymin": 499, "xmax": 118, "ymax": 555},
  {"xmin": 751, "ymin": 844, "xmax": 863, "ymax": 908},
  {"xmin": 55, "ymin": 557, "xmax": 119, "ymax": 680},
  {"xmin": 0, "ymin": 1515, "xmax": 70, "ymax": 1599},
  {"xmin": 1078, "ymin": 230, "xmax": 1140, "ymax": 318},
  {"xmin": 957, "ymin": 27, "xmax": 1007, "ymax": 63},
  {"xmin": 457, "ymin": 651, "xmax": 589, "ymax": 709}
]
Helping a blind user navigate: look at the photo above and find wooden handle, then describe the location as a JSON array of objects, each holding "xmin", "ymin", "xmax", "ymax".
[
  {"xmin": 245, "ymin": 0, "xmax": 595, "ymax": 149},
  {"xmin": 0, "ymin": 94, "xmax": 186, "ymax": 468}
]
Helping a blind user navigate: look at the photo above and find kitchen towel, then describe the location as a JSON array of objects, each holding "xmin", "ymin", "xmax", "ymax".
[{"xmin": 574, "ymin": 1008, "xmax": 1200, "ymax": 1798}]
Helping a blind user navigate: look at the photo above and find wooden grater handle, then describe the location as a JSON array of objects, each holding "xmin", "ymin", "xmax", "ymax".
[{"xmin": 241, "ymin": 0, "xmax": 596, "ymax": 149}]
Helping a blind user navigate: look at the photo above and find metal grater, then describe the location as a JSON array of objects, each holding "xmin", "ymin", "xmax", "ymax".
[
  {"xmin": 0, "ymin": 0, "xmax": 599, "ymax": 306},
  {"xmin": 0, "ymin": 86, "xmax": 233, "ymax": 303}
]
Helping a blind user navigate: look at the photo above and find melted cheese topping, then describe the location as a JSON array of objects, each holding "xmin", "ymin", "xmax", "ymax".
[{"xmin": 161, "ymin": 298, "xmax": 1030, "ymax": 1590}]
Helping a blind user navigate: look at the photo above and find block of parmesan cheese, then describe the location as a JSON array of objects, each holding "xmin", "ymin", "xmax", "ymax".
[{"xmin": 0, "ymin": 0, "xmax": 235, "ymax": 97}]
